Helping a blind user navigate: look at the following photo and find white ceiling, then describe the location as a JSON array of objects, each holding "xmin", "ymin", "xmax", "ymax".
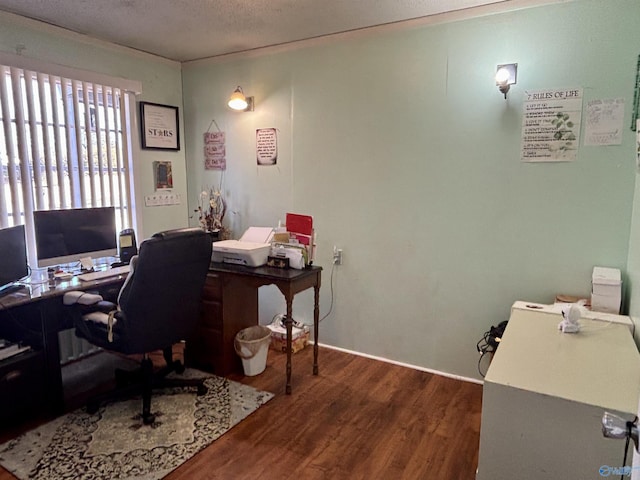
[{"xmin": 0, "ymin": 0, "xmax": 517, "ymax": 62}]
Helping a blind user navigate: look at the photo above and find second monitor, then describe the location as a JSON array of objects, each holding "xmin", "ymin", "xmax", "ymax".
[{"xmin": 33, "ymin": 206, "xmax": 118, "ymax": 268}]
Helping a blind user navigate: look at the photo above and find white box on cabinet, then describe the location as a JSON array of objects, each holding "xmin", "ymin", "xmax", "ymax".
[{"xmin": 592, "ymin": 266, "xmax": 621, "ymax": 314}]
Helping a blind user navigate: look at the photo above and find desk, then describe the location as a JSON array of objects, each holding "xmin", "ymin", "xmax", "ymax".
[
  {"xmin": 0, "ymin": 262, "xmax": 322, "ymax": 419},
  {"xmin": 0, "ymin": 273, "xmax": 127, "ymax": 416},
  {"xmin": 187, "ymin": 263, "xmax": 322, "ymax": 394},
  {"xmin": 476, "ymin": 304, "xmax": 640, "ymax": 479}
]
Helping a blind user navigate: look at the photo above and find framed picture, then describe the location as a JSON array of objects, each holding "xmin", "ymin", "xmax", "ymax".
[
  {"xmin": 139, "ymin": 101, "xmax": 180, "ymax": 150},
  {"xmin": 154, "ymin": 161, "xmax": 173, "ymax": 189}
]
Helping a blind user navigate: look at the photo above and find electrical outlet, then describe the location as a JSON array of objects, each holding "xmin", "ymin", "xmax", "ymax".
[{"xmin": 333, "ymin": 246, "xmax": 343, "ymax": 265}]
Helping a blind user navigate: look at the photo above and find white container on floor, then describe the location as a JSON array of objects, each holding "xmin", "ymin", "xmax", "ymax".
[
  {"xmin": 234, "ymin": 325, "xmax": 271, "ymax": 376},
  {"xmin": 241, "ymin": 343, "xmax": 269, "ymax": 376}
]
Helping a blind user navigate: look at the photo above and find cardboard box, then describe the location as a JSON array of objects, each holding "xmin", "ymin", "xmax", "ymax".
[
  {"xmin": 266, "ymin": 321, "xmax": 309, "ymax": 354},
  {"xmin": 270, "ymin": 331, "xmax": 309, "ymax": 354}
]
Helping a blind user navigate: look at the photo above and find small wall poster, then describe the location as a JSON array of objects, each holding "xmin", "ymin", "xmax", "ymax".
[
  {"xmin": 256, "ymin": 128, "xmax": 277, "ymax": 165},
  {"xmin": 584, "ymin": 98, "xmax": 624, "ymax": 146},
  {"xmin": 521, "ymin": 88, "xmax": 583, "ymax": 162},
  {"xmin": 204, "ymin": 132, "xmax": 226, "ymax": 170},
  {"xmin": 154, "ymin": 161, "xmax": 173, "ymax": 189}
]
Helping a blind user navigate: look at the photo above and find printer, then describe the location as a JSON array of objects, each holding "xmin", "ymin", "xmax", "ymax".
[{"xmin": 211, "ymin": 227, "xmax": 273, "ymax": 267}]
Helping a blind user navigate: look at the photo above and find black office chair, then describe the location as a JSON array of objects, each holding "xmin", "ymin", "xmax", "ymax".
[{"xmin": 64, "ymin": 228, "xmax": 213, "ymax": 425}]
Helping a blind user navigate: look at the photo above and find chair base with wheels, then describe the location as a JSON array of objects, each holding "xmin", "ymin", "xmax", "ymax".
[{"xmin": 85, "ymin": 347, "xmax": 207, "ymax": 425}]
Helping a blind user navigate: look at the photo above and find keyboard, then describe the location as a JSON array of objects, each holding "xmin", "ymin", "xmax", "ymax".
[{"xmin": 78, "ymin": 265, "xmax": 130, "ymax": 282}]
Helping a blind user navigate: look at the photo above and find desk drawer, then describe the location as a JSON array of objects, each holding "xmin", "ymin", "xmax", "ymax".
[
  {"xmin": 200, "ymin": 299, "xmax": 222, "ymax": 330},
  {"xmin": 0, "ymin": 350, "xmax": 46, "ymax": 423},
  {"xmin": 186, "ymin": 328, "xmax": 222, "ymax": 373},
  {"xmin": 202, "ymin": 273, "xmax": 222, "ymax": 300}
]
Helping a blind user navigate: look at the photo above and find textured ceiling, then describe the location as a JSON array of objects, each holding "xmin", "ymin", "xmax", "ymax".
[{"xmin": 0, "ymin": 0, "xmax": 516, "ymax": 62}]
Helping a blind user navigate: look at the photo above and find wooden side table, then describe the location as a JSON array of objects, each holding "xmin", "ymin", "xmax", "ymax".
[{"xmin": 187, "ymin": 263, "xmax": 322, "ymax": 394}]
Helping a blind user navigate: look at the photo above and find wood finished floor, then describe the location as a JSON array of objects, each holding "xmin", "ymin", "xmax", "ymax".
[{"xmin": 0, "ymin": 346, "xmax": 483, "ymax": 480}]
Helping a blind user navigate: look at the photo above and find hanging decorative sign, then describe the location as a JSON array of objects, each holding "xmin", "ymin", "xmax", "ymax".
[
  {"xmin": 204, "ymin": 131, "xmax": 226, "ymax": 170},
  {"xmin": 256, "ymin": 128, "xmax": 278, "ymax": 165},
  {"xmin": 521, "ymin": 88, "xmax": 583, "ymax": 162}
]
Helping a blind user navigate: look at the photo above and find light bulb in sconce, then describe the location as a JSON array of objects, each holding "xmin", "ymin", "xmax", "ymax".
[
  {"xmin": 228, "ymin": 86, "xmax": 254, "ymax": 111},
  {"xmin": 495, "ymin": 63, "xmax": 517, "ymax": 99},
  {"xmin": 495, "ymin": 68, "xmax": 510, "ymax": 85}
]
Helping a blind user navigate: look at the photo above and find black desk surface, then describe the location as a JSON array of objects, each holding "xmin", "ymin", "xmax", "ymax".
[
  {"xmin": 0, "ymin": 272, "xmax": 127, "ymax": 311},
  {"xmin": 210, "ymin": 262, "xmax": 322, "ymax": 280}
]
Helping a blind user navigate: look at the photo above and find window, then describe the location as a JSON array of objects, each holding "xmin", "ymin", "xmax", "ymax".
[{"xmin": 0, "ymin": 58, "xmax": 138, "ymax": 268}]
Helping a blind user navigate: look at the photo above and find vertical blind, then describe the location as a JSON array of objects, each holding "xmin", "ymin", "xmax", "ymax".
[{"xmin": 0, "ymin": 62, "xmax": 136, "ymax": 267}]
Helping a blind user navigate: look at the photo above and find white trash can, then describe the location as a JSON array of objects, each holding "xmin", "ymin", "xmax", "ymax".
[{"xmin": 234, "ymin": 325, "xmax": 271, "ymax": 376}]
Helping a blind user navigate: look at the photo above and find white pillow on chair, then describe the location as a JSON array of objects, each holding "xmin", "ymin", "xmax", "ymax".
[{"xmin": 63, "ymin": 291, "xmax": 103, "ymax": 306}]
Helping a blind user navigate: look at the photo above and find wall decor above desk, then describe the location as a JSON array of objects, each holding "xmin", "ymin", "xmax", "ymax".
[{"xmin": 139, "ymin": 101, "xmax": 180, "ymax": 151}]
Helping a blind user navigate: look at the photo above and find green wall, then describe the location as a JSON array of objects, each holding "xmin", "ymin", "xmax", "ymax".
[
  {"xmin": 0, "ymin": 12, "xmax": 188, "ymax": 241},
  {"xmin": 183, "ymin": 0, "xmax": 640, "ymax": 379}
]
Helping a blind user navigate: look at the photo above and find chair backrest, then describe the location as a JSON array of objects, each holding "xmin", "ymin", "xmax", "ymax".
[{"xmin": 117, "ymin": 227, "xmax": 212, "ymax": 353}]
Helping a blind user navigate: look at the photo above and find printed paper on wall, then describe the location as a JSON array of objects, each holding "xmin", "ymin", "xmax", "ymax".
[
  {"xmin": 256, "ymin": 128, "xmax": 277, "ymax": 165},
  {"xmin": 521, "ymin": 88, "xmax": 583, "ymax": 162}
]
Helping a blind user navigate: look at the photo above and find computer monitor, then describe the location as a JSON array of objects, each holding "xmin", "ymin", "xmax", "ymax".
[
  {"xmin": 0, "ymin": 224, "xmax": 29, "ymax": 294},
  {"xmin": 33, "ymin": 207, "xmax": 118, "ymax": 268}
]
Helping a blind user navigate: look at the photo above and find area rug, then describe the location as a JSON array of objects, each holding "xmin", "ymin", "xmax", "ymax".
[{"xmin": 0, "ymin": 374, "xmax": 273, "ymax": 480}]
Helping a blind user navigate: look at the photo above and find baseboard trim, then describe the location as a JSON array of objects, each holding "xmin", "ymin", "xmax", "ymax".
[{"xmin": 313, "ymin": 342, "xmax": 483, "ymax": 385}]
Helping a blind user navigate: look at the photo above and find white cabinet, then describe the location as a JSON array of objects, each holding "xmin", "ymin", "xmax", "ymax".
[{"xmin": 476, "ymin": 304, "xmax": 640, "ymax": 480}]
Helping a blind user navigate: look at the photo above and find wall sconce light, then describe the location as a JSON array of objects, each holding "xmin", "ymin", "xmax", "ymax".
[
  {"xmin": 495, "ymin": 63, "xmax": 517, "ymax": 99},
  {"xmin": 227, "ymin": 86, "xmax": 254, "ymax": 111}
]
